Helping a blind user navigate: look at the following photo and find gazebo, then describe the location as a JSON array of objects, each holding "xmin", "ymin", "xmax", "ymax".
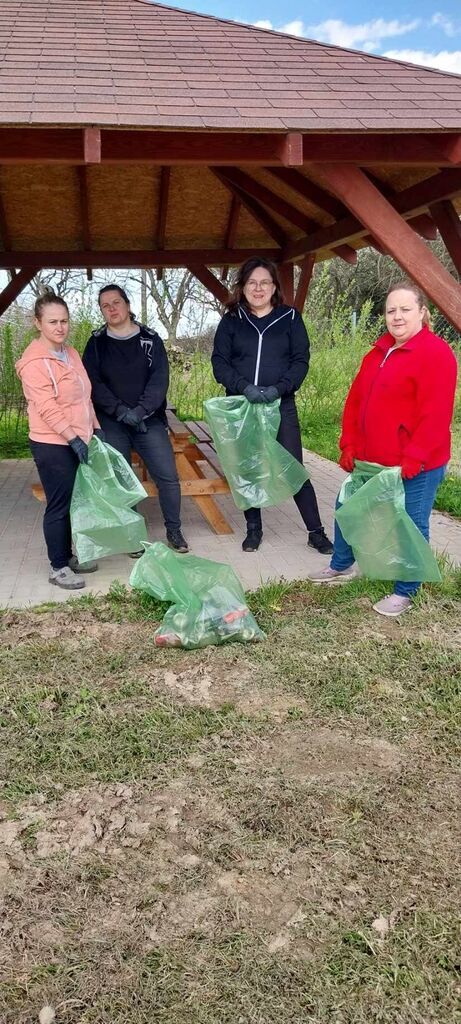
[{"xmin": 1, "ymin": 0, "xmax": 461, "ymax": 327}]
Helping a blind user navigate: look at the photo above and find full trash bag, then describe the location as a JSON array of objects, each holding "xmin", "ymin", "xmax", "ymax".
[
  {"xmin": 204, "ymin": 395, "xmax": 309, "ymax": 510},
  {"xmin": 335, "ymin": 460, "xmax": 441, "ymax": 582},
  {"xmin": 130, "ymin": 541, "xmax": 265, "ymax": 649},
  {"xmin": 71, "ymin": 436, "xmax": 148, "ymax": 562}
]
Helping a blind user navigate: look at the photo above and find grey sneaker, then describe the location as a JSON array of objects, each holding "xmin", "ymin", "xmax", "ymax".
[
  {"xmin": 69, "ymin": 555, "xmax": 98, "ymax": 573},
  {"xmin": 309, "ymin": 566, "xmax": 355, "ymax": 584},
  {"xmin": 49, "ymin": 565, "xmax": 85, "ymax": 590},
  {"xmin": 373, "ymin": 594, "xmax": 412, "ymax": 617}
]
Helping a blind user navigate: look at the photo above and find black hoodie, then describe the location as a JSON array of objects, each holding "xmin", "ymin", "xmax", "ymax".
[
  {"xmin": 82, "ymin": 322, "xmax": 169, "ymax": 423},
  {"xmin": 211, "ymin": 304, "xmax": 309, "ymax": 398}
]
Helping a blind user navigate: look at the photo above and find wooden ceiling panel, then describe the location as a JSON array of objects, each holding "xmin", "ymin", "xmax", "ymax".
[
  {"xmin": 0, "ymin": 165, "xmax": 80, "ymax": 250},
  {"xmin": 86, "ymin": 165, "xmax": 159, "ymax": 249}
]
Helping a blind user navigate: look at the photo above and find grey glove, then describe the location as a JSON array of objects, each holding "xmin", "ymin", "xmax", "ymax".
[
  {"xmin": 260, "ymin": 386, "xmax": 279, "ymax": 403},
  {"xmin": 69, "ymin": 436, "xmax": 88, "ymax": 464},
  {"xmin": 243, "ymin": 384, "xmax": 266, "ymax": 404},
  {"xmin": 116, "ymin": 403, "xmax": 131, "ymax": 422}
]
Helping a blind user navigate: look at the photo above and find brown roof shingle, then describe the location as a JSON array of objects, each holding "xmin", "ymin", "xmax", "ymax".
[{"xmin": 0, "ymin": 0, "xmax": 461, "ymax": 129}]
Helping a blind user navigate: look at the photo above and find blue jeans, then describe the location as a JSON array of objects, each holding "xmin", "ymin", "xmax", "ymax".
[
  {"xmin": 99, "ymin": 414, "xmax": 181, "ymax": 531},
  {"xmin": 331, "ymin": 465, "xmax": 446, "ymax": 597}
]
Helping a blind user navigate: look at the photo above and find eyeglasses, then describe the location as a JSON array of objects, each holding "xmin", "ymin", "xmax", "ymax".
[{"xmin": 246, "ymin": 279, "xmax": 274, "ymax": 289}]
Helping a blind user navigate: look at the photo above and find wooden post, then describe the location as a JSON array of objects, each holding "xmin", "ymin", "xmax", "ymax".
[
  {"xmin": 294, "ymin": 256, "xmax": 315, "ymax": 313},
  {"xmin": 312, "ymin": 163, "xmax": 461, "ymax": 333},
  {"xmin": 277, "ymin": 263, "xmax": 294, "ymax": 305},
  {"xmin": 0, "ymin": 268, "xmax": 39, "ymax": 317},
  {"xmin": 430, "ymin": 200, "xmax": 461, "ymax": 275},
  {"xmin": 187, "ymin": 265, "xmax": 230, "ymax": 305}
]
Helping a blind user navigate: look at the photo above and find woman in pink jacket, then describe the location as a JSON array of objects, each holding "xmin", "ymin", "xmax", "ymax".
[{"xmin": 16, "ymin": 290, "xmax": 102, "ymax": 590}]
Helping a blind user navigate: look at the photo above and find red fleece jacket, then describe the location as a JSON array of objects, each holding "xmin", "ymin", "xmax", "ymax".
[{"xmin": 340, "ymin": 326, "xmax": 458, "ymax": 470}]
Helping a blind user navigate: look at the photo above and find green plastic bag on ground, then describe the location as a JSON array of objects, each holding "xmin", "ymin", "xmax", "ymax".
[
  {"xmin": 71, "ymin": 436, "xmax": 148, "ymax": 562},
  {"xmin": 335, "ymin": 460, "xmax": 441, "ymax": 582},
  {"xmin": 204, "ymin": 395, "xmax": 309, "ymax": 510},
  {"xmin": 130, "ymin": 541, "xmax": 265, "ymax": 649}
]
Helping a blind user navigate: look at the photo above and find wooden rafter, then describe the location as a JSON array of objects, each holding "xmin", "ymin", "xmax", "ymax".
[
  {"xmin": 219, "ymin": 166, "xmax": 357, "ymax": 264},
  {"xmin": 430, "ymin": 200, "xmax": 461, "ymax": 274},
  {"xmin": 365, "ymin": 172, "xmax": 437, "ymax": 240},
  {"xmin": 277, "ymin": 263, "xmax": 294, "ymax": 305},
  {"xmin": 0, "ymin": 248, "xmax": 281, "ymax": 270},
  {"xmin": 284, "ymin": 168, "xmax": 461, "ymax": 261},
  {"xmin": 83, "ymin": 128, "xmax": 101, "ymax": 164},
  {"xmin": 187, "ymin": 265, "xmax": 229, "ymax": 305},
  {"xmin": 155, "ymin": 166, "xmax": 171, "ymax": 282},
  {"xmin": 308, "ymin": 163, "xmax": 461, "ymax": 332},
  {"xmin": 221, "ymin": 195, "xmax": 241, "ymax": 282},
  {"xmin": 294, "ymin": 256, "xmax": 315, "ymax": 313},
  {"xmin": 76, "ymin": 165, "xmax": 93, "ymax": 281},
  {"xmin": 301, "ymin": 133, "xmax": 461, "ymax": 166},
  {"xmin": 0, "ymin": 267, "xmax": 39, "ymax": 317},
  {"xmin": 213, "ymin": 169, "xmax": 286, "ymax": 248}
]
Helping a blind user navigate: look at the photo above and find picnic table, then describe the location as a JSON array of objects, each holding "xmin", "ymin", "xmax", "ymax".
[{"xmin": 32, "ymin": 409, "xmax": 234, "ymax": 535}]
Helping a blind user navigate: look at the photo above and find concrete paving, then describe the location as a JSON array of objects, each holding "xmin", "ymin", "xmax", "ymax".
[{"xmin": 1, "ymin": 452, "xmax": 460, "ymax": 608}]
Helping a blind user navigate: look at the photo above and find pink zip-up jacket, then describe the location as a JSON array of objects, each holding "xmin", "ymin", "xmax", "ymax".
[{"xmin": 16, "ymin": 339, "xmax": 99, "ymax": 445}]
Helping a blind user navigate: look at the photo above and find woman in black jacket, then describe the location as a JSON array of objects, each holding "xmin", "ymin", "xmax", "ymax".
[
  {"xmin": 211, "ymin": 258, "xmax": 332, "ymax": 554},
  {"xmin": 82, "ymin": 285, "xmax": 188, "ymax": 553}
]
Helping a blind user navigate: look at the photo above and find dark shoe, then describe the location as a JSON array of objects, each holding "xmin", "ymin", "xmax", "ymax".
[
  {"xmin": 308, "ymin": 528, "xmax": 333, "ymax": 555},
  {"xmin": 242, "ymin": 529, "xmax": 263, "ymax": 552},
  {"xmin": 166, "ymin": 529, "xmax": 189, "ymax": 553},
  {"xmin": 69, "ymin": 555, "xmax": 98, "ymax": 573}
]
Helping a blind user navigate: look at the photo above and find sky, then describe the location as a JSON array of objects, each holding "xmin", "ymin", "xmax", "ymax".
[{"xmin": 169, "ymin": 0, "xmax": 461, "ymax": 75}]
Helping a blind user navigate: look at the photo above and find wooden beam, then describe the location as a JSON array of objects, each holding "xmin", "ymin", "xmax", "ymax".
[
  {"xmin": 218, "ymin": 167, "xmax": 357, "ymax": 263},
  {"xmin": 76, "ymin": 166, "xmax": 93, "ymax": 282},
  {"xmin": 155, "ymin": 166, "xmax": 171, "ymax": 282},
  {"xmin": 2, "ymin": 128, "xmax": 461, "ymax": 166},
  {"xmin": 0, "ymin": 267, "xmax": 39, "ymax": 317},
  {"xmin": 213, "ymin": 169, "xmax": 286, "ymax": 248},
  {"xmin": 221, "ymin": 195, "xmax": 241, "ymax": 282},
  {"xmin": 430, "ymin": 200, "xmax": 461, "ymax": 274},
  {"xmin": 187, "ymin": 265, "xmax": 229, "ymax": 305},
  {"xmin": 284, "ymin": 168, "xmax": 461, "ymax": 261},
  {"xmin": 0, "ymin": 248, "xmax": 281, "ymax": 270},
  {"xmin": 0, "ymin": 187, "xmax": 12, "ymax": 252},
  {"xmin": 83, "ymin": 128, "xmax": 101, "ymax": 164},
  {"xmin": 302, "ymin": 133, "xmax": 461, "ymax": 166},
  {"xmin": 277, "ymin": 263, "xmax": 294, "ymax": 305},
  {"xmin": 267, "ymin": 166, "xmax": 346, "ymax": 219},
  {"xmin": 294, "ymin": 255, "xmax": 315, "ymax": 313},
  {"xmin": 365, "ymin": 171, "xmax": 437, "ymax": 240},
  {"xmin": 309, "ymin": 163, "xmax": 461, "ymax": 332}
]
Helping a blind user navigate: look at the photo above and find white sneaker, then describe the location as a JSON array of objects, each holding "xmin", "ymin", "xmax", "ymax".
[
  {"xmin": 49, "ymin": 565, "xmax": 85, "ymax": 590},
  {"xmin": 309, "ymin": 566, "xmax": 355, "ymax": 584},
  {"xmin": 373, "ymin": 594, "xmax": 412, "ymax": 617}
]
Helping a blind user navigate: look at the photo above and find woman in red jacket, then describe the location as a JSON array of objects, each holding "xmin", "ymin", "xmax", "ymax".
[{"xmin": 311, "ymin": 280, "xmax": 458, "ymax": 616}]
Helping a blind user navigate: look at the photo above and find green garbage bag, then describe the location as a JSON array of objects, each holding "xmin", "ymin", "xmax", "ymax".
[
  {"xmin": 335, "ymin": 460, "xmax": 441, "ymax": 582},
  {"xmin": 204, "ymin": 395, "xmax": 309, "ymax": 510},
  {"xmin": 130, "ymin": 541, "xmax": 265, "ymax": 649},
  {"xmin": 71, "ymin": 436, "xmax": 148, "ymax": 562}
]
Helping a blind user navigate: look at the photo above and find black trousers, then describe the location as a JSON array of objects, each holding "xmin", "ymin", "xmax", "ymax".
[
  {"xmin": 98, "ymin": 413, "xmax": 181, "ymax": 531},
  {"xmin": 30, "ymin": 440, "xmax": 79, "ymax": 569},
  {"xmin": 244, "ymin": 397, "xmax": 322, "ymax": 533}
]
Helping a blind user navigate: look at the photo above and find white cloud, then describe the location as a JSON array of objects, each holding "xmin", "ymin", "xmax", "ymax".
[
  {"xmin": 252, "ymin": 16, "xmax": 420, "ymax": 50},
  {"xmin": 306, "ymin": 17, "xmax": 420, "ymax": 48},
  {"xmin": 383, "ymin": 47, "xmax": 461, "ymax": 74},
  {"xmin": 431, "ymin": 12, "xmax": 458, "ymax": 36}
]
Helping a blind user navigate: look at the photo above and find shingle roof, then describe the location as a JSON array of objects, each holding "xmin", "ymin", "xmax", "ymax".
[{"xmin": 1, "ymin": 0, "xmax": 461, "ymax": 130}]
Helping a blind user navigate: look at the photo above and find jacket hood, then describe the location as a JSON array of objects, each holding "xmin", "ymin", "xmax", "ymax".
[{"xmin": 16, "ymin": 338, "xmax": 71, "ymax": 375}]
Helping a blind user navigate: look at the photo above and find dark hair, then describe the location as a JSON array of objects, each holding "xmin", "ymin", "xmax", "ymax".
[
  {"xmin": 226, "ymin": 258, "xmax": 283, "ymax": 314},
  {"xmin": 98, "ymin": 283, "xmax": 135, "ymax": 321},
  {"xmin": 386, "ymin": 279, "xmax": 430, "ymax": 327},
  {"xmin": 34, "ymin": 288, "xmax": 69, "ymax": 320}
]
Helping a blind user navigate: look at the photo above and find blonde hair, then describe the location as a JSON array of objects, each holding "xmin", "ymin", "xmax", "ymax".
[{"xmin": 386, "ymin": 279, "xmax": 430, "ymax": 328}]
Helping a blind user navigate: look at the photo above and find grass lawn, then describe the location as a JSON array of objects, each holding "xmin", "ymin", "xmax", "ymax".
[{"xmin": 1, "ymin": 573, "xmax": 460, "ymax": 1023}]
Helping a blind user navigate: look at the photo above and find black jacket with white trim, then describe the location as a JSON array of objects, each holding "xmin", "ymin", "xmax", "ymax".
[{"xmin": 211, "ymin": 304, "xmax": 309, "ymax": 398}]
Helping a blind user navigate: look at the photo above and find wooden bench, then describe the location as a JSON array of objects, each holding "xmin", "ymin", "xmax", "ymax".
[{"xmin": 32, "ymin": 410, "xmax": 234, "ymax": 536}]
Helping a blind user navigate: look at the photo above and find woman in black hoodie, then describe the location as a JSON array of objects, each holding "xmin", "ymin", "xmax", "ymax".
[{"xmin": 211, "ymin": 258, "xmax": 332, "ymax": 554}]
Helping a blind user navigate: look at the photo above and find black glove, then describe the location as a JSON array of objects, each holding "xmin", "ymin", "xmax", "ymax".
[
  {"xmin": 243, "ymin": 384, "xmax": 266, "ymax": 404},
  {"xmin": 93, "ymin": 428, "xmax": 105, "ymax": 441},
  {"xmin": 260, "ymin": 386, "xmax": 279, "ymax": 403},
  {"xmin": 122, "ymin": 407, "xmax": 146, "ymax": 428},
  {"xmin": 135, "ymin": 420, "xmax": 147, "ymax": 433},
  {"xmin": 116, "ymin": 403, "xmax": 131, "ymax": 422},
  {"xmin": 69, "ymin": 436, "xmax": 89, "ymax": 464}
]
